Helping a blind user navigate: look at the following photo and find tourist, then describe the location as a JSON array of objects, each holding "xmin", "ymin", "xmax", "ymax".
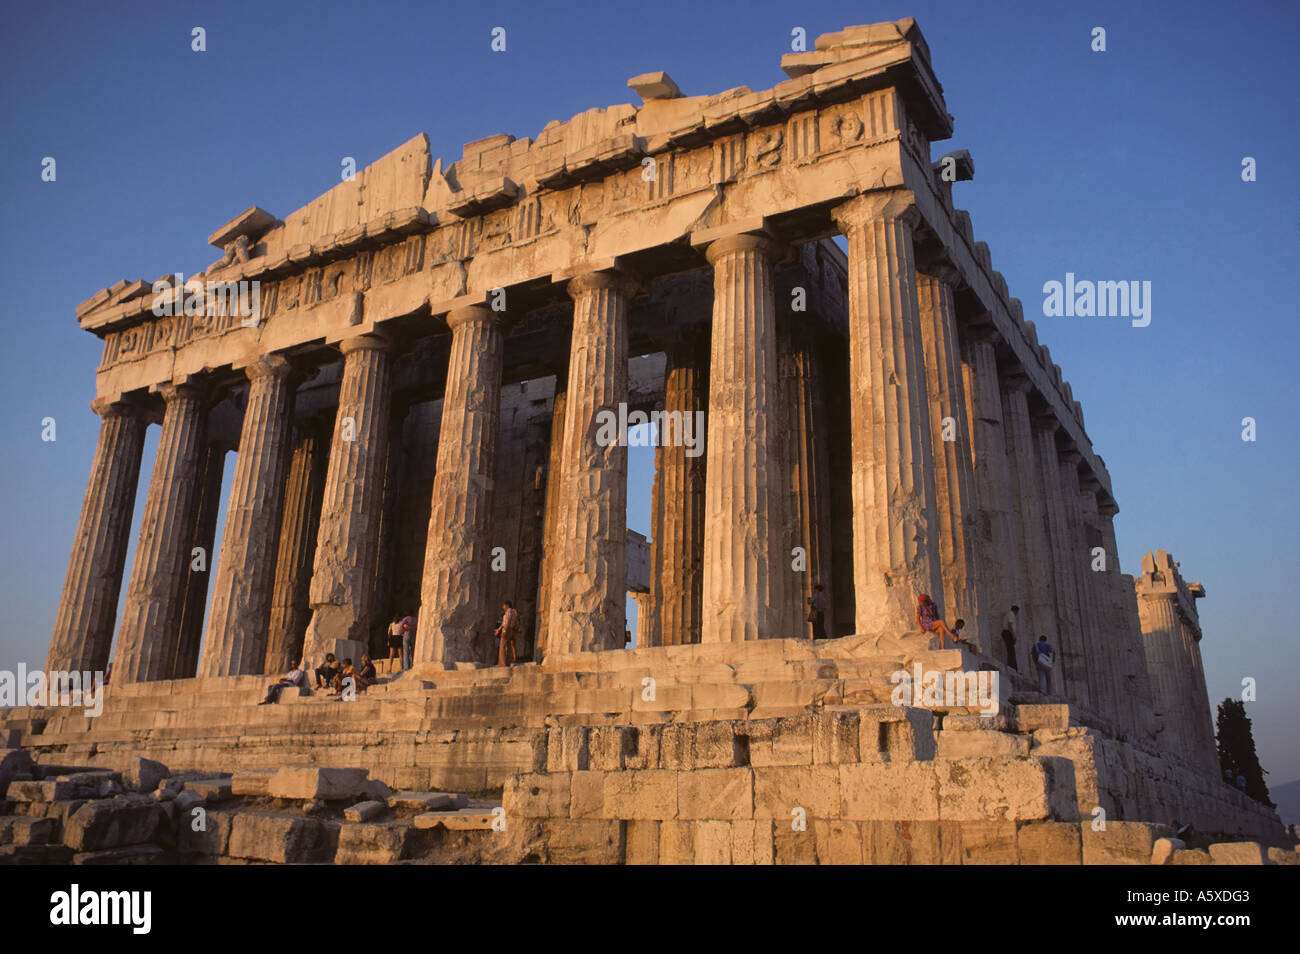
[
  {"xmin": 1031, "ymin": 636, "xmax": 1055, "ymax": 694},
  {"xmin": 1001, "ymin": 605, "xmax": 1020, "ymax": 671},
  {"xmin": 258, "ymin": 660, "xmax": 305, "ymax": 705},
  {"xmin": 806, "ymin": 584, "xmax": 828, "ymax": 640},
  {"xmin": 314, "ymin": 653, "xmax": 341, "ymax": 689},
  {"xmin": 355, "ymin": 654, "xmax": 377, "ymax": 692},
  {"xmin": 953, "ymin": 617, "xmax": 973, "ymax": 649},
  {"xmin": 330, "ymin": 658, "xmax": 355, "ymax": 697},
  {"xmin": 401, "ymin": 614, "xmax": 416, "ymax": 670},
  {"xmin": 915, "ymin": 594, "xmax": 960, "ymax": 648},
  {"xmin": 385, "ymin": 614, "xmax": 404, "ymax": 673},
  {"xmin": 495, "ymin": 600, "xmax": 520, "ymax": 667}
]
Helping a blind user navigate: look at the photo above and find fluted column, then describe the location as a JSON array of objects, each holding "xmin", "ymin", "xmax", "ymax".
[
  {"xmin": 962, "ymin": 329, "xmax": 1029, "ymax": 661},
  {"xmin": 1139, "ymin": 592, "xmax": 1194, "ymax": 754},
  {"xmin": 114, "ymin": 381, "xmax": 209, "ymax": 683},
  {"xmin": 47, "ymin": 398, "xmax": 148, "ymax": 674},
  {"xmin": 546, "ymin": 272, "xmax": 634, "ymax": 653},
  {"xmin": 779, "ymin": 322, "xmax": 833, "ymax": 642},
  {"xmin": 700, "ymin": 234, "xmax": 786, "ymax": 643},
  {"xmin": 265, "ymin": 417, "xmax": 330, "ymax": 673},
  {"xmin": 1058, "ymin": 450, "xmax": 1105, "ymax": 713},
  {"xmin": 173, "ymin": 441, "xmax": 228, "ymax": 678},
  {"xmin": 832, "ymin": 191, "xmax": 942, "ymax": 634},
  {"xmin": 417, "ymin": 306, "xmax": 504, "ymax": 667},
  {"xmin": 1000, "ymin": 375, "xmax": 1055, "ymax": 660},
  {"xmin": 1077, "ymin": 475, "xmax": 1124, "ymax": 727},
  {"xmin": 200, "ymin": 356, "xmax": 296, "ymax": 677},
  {"xmin": 534, "ymin": 384, "xmax": 567, "ymax": 662},
  {"xmin": 631, "ymin": 591, "xmax": 655, "ymax": 647},
  {"xmin": 916, "ymin": 269, "xmax": 982, "ymax": 648},
  {"xmin": 1031, "ymin": 412, "xmax": 1086, "ymax": 703},
  {"xmin": 301, "ymin": 333, "xmax": 393, "ymax": 663},
  {"xmin": 658, "ymin": 331, "xmax": 707, "ymax": 646}
]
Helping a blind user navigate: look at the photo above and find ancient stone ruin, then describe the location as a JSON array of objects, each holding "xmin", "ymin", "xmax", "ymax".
[{"xmin": 3, "ymin": 19, "xmax": 1289, "ymax": 865}]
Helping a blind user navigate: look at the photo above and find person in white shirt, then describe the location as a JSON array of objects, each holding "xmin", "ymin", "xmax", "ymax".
[
  {"xmin": 259, "ymin": 661, "xmax": 304, "ymax": 704},
  {"xmin": 1001, "ymin": 605, "xmax": 1020, "ymax": 671}
]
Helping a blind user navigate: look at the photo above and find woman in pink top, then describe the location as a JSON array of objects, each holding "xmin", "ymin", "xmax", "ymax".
[{"xmin": 916, "ymin": 593, "xmax": 961, "ymax": 649}]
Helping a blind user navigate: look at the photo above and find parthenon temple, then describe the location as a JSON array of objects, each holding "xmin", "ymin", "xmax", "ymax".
[{"xmin": 13, "ymin": 19, "xmax": 1282, "ymax": 864}]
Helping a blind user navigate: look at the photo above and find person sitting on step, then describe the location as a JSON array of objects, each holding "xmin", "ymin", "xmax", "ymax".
[
  {"xmin": 314, "ymin": 653, "xmax": 341, "ymax": 689},
  {"xmin": 355, "ymin": 654, "xmax": 377, "ymax": 692},
  {"xmin": 915, "ymin": 593, "xmax": 962, "ymax": 649},
  {"xmin": 259, "ymin": 660, "xmax": 305, "ymax": 705}
]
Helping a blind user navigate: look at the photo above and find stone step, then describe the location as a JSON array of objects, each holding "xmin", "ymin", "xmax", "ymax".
[{"xmin": 0, "ymin": 814, "xmax": 58, "ymax": 845}]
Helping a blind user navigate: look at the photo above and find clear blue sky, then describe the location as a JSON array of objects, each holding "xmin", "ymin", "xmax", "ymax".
[{"xmin": 1, "ymin": 1, "xmax": 1296, "ymax": 786}]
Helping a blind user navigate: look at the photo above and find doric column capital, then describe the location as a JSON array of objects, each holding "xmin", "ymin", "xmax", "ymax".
[
  {"xmin": 1000, "ymin": 368, "xmax": 1036, "ymax": 396},
  {"xmin": 243, "ymin": 353, "xmax": 294, "ymax": 383},
  {"xmin": 339, "ymin": 330, "xmax": 392, "ymax": 356},
  {"xmin": 90, "ymin": 395, "xmax": 148, "ymax": 421},
  {"xmin": 566, "ymin": 268, "xmax": 640, "ymax": 300},
  {"xmin": 1098, "ymin": 497, "xmax": 1119, "ymax": 519},
  {"xmin": 917, "ymin": 263, "xmax": 963, "ymax": 288},
  {"xmin": 832, "ymin": 189, "xmax": 919, "ymax": 232},
  {"xmin": 702, "ymin": 232, "xmax": 784, "ymax": 266},
  {"xmin": 1059, "ymin": 446, "xmax": 1083, "ymax": 468},
  {"xmin": 1030, "ymin": 408, "xmax": 1061, "ymax": 434},
  {"xmin": 445, "ymin": 303, "xmax": 500, "ymax": 332},
  {"xmin": 154, "ymin": 376, "xmax": 210, "ymax": 405}
]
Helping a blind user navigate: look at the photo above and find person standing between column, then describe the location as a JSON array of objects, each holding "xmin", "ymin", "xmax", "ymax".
[
  {"xmin": 495, "ymin": 600, "xmax": 520, "ymax": 668},
  {"xmin": 385, "ymin": 614, "xmax": 404, "ymax": 673},
  {"xmin": 1001, "ymin": 605, "xmax": 1020, "ymax": 671},
  {"xmin": 1032, "ymin": 635, "xmax": 1056, "ymax": 694},
  {"xmin": 806, "ymin": 584, "xmax": 828, "ymax": 640},
  {"xmin": 401, "ymin": 613, "xmax": 416, "ymax": 670}
]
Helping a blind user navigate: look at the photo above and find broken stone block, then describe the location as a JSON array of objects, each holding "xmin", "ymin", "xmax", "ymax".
[
  {"xmin": 0, "ymin": 749, "xmax": 35, "ymax": 797},
  {"xmin": 188, "ymin": 777, "xmax": 233, "ymax": 801},
  {"xmin": 1171, "ymin": 848, "xmax": 1211, "ymax": 865},
  {"xmin": 1015, "ymin": 704, "xmax": 1069, "ymax": 732},
  {"xmin": 1208, "ymin": 841, "xmax": 1267, "ymax": 865},
  {"xmin": 5, "ymin": 816, "xmax": 56, "ymax": 846},
  {"xmin": 268, "ymin": 766, "xmax": 369, "ymax": 801},
  {"xmin": 344, "ymin": 800, "xmax": 387, "ymax": 822},
  {"xmin": 415, "ymin": 808, "xmax": 497, "ymax": 830},
  {"xmin": 177, "ymin": 808, "xmax": 232, "ymax": 856},
  {"xmin": 112, "ymin": 756, "xmax": 169, "ymax": 794},
  {"xmin": 227, "ymin": 811, "xmax": 328, "ymax": 863},
  {"xmin": 174, "ymin": 789, "xmax": 204, "ymax": 815},
  {"xmin": 1151, "ymin": 837, "xmax": 1185, "ymax": 865},
  {"xmin": 63, "ymin": 794, "xmax": 165, "ymax": 852},
  {"xmin": 230, "ymin": 771, "xmax": 274, "ymax": 797},
  {"xmin": 387, "ymin": 791, "xmax": 462, "ymax": 811},
  {"xmin": 336, "ymin": 823, "xmax": 408, "ymax": 863},
  {"xmin": 1266, "ymin": 847, "xmax": 1300, "ymax": 865}
]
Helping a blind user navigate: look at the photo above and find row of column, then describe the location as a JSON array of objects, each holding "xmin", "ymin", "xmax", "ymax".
[{"xmin": 50, "ymin": 188, "xmax": 1131, "ymax": 712}]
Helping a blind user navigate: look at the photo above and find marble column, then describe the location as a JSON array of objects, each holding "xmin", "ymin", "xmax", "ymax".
[
  {"xmin": 200, "ymin": 356, "xmax": 297, "ymax": 677},
  {"xmin": 47, "ymin": 398, "xmax": 148, "ymax": 674},
  {"xmin": 658, "ymin": 331, "xmax": 707, "ymax": 646},
  {"xmin": 1031, "ymin": 412, "xmax": 1087, "ymax": 704},
  {"xmin": 780, "ymin": 321, "xmax": 833, "ymax": 642},
  {"xmin": 547, "ymin": 272, "xmax": 634, "ymax": 654},
  {"xmin": 1097, "ymin": 498, "xmax": 1155, "ymax": 739},
  {"xmin": 417, "ymin": 306, "xmax": 504, "ymax": 667},
  {"xmin": 264, "ymin": 418, "xmax": 330, "ymax": 673},
  {"xmin": 700, "ymin": 234, "xmax": 787, "ymax": 643},
  {"xmin": 173, "ymin": 441, "xmax": 228, "ymax": 678},
  {"xmin": 1058, "ymin": 449, "xmax": 1105, "ymax": 713},
  {"xmin": 114, "ymin": 381, "xmax": 209, "ymax": 683},
  {"xmin": 961, "ymin": 328, "xmax": 1028, "ymax": 662},
  {"xmin": 646, "ymin": 440, "xmax": 665, "ymax": 648},
  {"xmin": 533, "ymin": 384, "xmax": 567, "ymax": 662},
  {"xmin": 1000, "ymin": 374, "xmax": 1056, "ymax": 662},
  {"xmin": 916, "ymin": 269, "xmax": 982, "ymax": 647},
  {"xmin": 832, "ymin": 191, "xmax": 942, "ymax": 635},
  {"xmin": 1076, "ymin": 472, "xmax": 1123, "ymax": 726},
  {"xmin": 631, "ymin": 591, "xmax": 655, "ymax": 647},
  {"xmin": 301, "ymin": 333, "xmax": 393, "ymax": 663}
]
